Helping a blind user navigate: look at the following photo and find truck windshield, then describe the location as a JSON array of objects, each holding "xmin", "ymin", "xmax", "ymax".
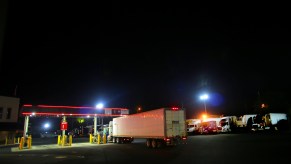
[{"xmin": 220, "ymin": 119, "xmax": 227, "ymax": 126}]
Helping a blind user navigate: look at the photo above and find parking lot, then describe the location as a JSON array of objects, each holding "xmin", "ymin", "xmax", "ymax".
[{"xmin": 1, "ymin": 130, "xmax": 290, "ymax": 164}]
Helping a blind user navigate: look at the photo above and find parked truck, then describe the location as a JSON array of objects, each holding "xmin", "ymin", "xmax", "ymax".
[
  {"xmin": 236, "ymin": 114, "xmax": 256, "ymax": 128},
  {"xmin": 107, "ymin": 108, "xmax": 187, "ymax": 148},
  {"xmin": 186, "ymin": 119, "xmax": 201, "ymax": 134},
  {"xmin": 198, "ymin": 120, "xmax": 218, "ymax": 134},
  {"xmin": 219, "ymin": 116, "xmax": 238, "ymax": 133},
  {"xmin": 264, "ymin": 113, "xmax": 288, "ymax": 130},
  {"xmin": 203, "ymin": 117, "xmax": 222, "ymax": 133}
]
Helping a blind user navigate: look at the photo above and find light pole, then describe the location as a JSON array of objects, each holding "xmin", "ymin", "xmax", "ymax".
[
  {"xmin": 95, "ymin": 103, "xmax": 104, "ymax": 136},
  {"xmin": 200, "ymin": 94, "xmax": 209, "ymax": 114}
]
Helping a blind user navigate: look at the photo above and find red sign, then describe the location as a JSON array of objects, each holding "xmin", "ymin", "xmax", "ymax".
[{"xmin": 60, "ymin": 122, "xmax": 68, "ymax": 130}]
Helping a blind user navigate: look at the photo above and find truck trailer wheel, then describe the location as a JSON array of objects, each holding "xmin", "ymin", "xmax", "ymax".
[
  {"xmin": 151, "ymin": 139, "xmax": 157, "ymax": 148},
  {"xmin": 146, "ymin": 139, "xmax": 152, "ymax": 148},
  {"xmin": 112, "ymin": 137, "xmax": 116, "ymax": 143},
  {"xmin": 116, "ymin": 137, "xmax": 122, "ymax": 144}
]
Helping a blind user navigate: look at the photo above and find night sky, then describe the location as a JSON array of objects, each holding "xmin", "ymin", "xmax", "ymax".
[{"xmin": 1, "ymin": 2, "xmax": 291, "ymax": 118}]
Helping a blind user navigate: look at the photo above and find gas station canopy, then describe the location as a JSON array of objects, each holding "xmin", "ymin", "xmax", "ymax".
[{"xmin": 20, "ymin": 104, "xmax": 129, "ymax": 117}]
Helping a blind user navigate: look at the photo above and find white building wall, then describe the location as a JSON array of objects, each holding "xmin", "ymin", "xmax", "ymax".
[{"xmin": 0, "ymin": 96, "xmax": 20, "ymax": 123}]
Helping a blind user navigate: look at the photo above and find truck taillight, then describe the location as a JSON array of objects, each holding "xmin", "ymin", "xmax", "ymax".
[
  {"xmin": 164, "ymin": 138, "xmax": 171, "ymax": 142},
  {"xmin": 172, "ymin": 107, "xmax": 179, "ymax": 111}
]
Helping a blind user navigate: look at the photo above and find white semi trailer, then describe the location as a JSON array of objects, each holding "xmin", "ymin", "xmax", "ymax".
[
  {"xmin": 107, "ymin": 108, "xmax": 187, "ymax": 148},
  {"xmin": 236, "ymin": 114, "xmax": 257, "ymax": 128},
  {"xmin": 264, "ymin": 113, "xmax": 288, "ymax": 130}
]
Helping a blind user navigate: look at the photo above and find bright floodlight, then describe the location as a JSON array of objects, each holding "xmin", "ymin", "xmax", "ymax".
[
  {"xmin": 200, "ymin": 94, "xmax": 209, "ymax": 100},
  {"xmin": 200, "ymin": 94, "xmax": 209, "ymax": 114},
  {"xmin": 44, "ymin": 123, "xmax": 50, "ymax": 129},
  {"xmin": 202, "ymin": 114, "xmax": 207, "ymax": 120},
  {"xmin": 96, "ymin": 103, "xmax": 104, "ymax": 109}
]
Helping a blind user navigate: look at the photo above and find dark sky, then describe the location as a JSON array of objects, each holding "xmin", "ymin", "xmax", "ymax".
[{"xmin": 1, "ymin": 2, "xmax": 291, "ymax": 117}]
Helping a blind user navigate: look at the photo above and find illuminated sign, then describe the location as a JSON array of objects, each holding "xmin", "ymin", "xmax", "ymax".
[
  {"xmin": 21, "ymin": 105, "xmax": 129, "ymax": 117},
  {"xmin": 60, "ymin": 122, "xmax": 68, "ymax": 130}
]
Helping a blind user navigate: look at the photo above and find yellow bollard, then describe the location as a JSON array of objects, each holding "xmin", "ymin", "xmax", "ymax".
[
  {"xmin": 28, "ymin": 135, "xmax": 32, "ymax": 149},
  {"xmin": 26, "ymin": 137, "xmax": 28, "ymax": 149},
  {"xmin": 103, "ymin": 135, "xmax": 106, "ymax": 144},
  {"xmin": 30, "ymin": 137, "xmax": 32, "ymax": 148},
  {"xmin": 57, "ymin": 135, "xmax": 61, "ymax": 145},
  {"xmin": 27, "ymin": 137, "xmax": 31, "ymax": 149},
  {"xmin": 62, "ymin": 135, "xmax": 65, "ymax": 146},
  {"xmin": 69, "ymin": 135, "xmax": 72, "ymax": 146},
  {"xmin": 19, "ymin": 137, "xmax": 24, "ymax": 150},
  {"xmin": 89, "ymin": 134, "xmax": 92, "ymax": 144},
  {"xmin": 97, "ymin": 134, "xmax": 101, "ymax": 144}
]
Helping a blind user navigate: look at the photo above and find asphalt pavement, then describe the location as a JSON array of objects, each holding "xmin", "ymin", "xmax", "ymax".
[{"xmin": 0, "ymin": 132, "xmax": 291, "ymax": 164}]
